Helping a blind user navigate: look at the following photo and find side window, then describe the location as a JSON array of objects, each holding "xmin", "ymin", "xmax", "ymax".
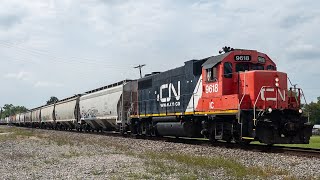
[
  {"xmin": 224, "ymin": 62, "xmax": 232, "ymax": 78},
  {"xmin": 267, "ymin": 65, "xmax": 276, "ymax": 70},
  {"xmin": 206, "ymin": 67, "xmax": 217, "ymax": 82}
]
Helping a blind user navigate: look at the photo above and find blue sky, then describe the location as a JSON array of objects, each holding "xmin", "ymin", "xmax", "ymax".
[{"xmin": 0, "ymin": 0, "xmax": 319, "ymax": 108}]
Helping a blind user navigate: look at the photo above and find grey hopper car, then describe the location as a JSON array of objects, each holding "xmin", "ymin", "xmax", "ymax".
[
  {"xmin": 19, "ymin": 113, "xmax": 25, "ymax": 126},
  {"xmin": 24, "ymin": 111, "xmax": 32, "ymax": 126},
  {"xmin": 31, "ymin": 108, "xmax": 41, "ymax": 127},
  {"xmin": 54, "ymin": 96, "xmax": 80, "ymax": 129},
  {"xmin": 40, "ymin": 104, "xmax": 55, "ymax": 128},
  {"xmin": 79, "ymin": 80, "xmax": 137, "ymax": 131}
]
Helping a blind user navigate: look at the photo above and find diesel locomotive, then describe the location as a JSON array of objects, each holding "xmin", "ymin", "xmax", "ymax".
[
  {"xmin": 6, "ymin": 48, "xmax": 313, "ymax": 145},
  {"xmin": 130, "ymin": 48, "xmax": 312, "ymax": 144}
]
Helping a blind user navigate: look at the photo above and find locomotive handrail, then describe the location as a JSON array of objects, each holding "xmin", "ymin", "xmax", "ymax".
[
  {"xmin": 253, "ymin": 86, "xmax": 274, "ymax": 125},
  {"xmin": 287, "ymin": 77, "xmax": 300, "ymax": 106},
  {"xmin": 287, "ymin": 77, "xmax": 309, "ymax": 121},
  {"xmin": 237, "ymin": 71, "xmax": 248, "ymax": 139},
  {"xmin": 238, "ymin": 71, "xmax": 247, "ymax": 124},
  {"xmin": 300, "ymin": 88, "xmax": 310, "ymax": 122}
]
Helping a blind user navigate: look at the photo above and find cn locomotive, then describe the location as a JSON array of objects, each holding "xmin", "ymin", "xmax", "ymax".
[{"xmin": 6, "ymin": 47, "xmax": 313, "ymax": 145}]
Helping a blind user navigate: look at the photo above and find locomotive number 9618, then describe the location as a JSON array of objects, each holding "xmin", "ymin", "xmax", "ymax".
[{"xmin": 205, "ymin": 84, "xmax": 218, "ymax": 94}]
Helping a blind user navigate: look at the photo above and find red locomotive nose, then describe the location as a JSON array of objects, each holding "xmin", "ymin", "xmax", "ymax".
[{"xmin": 239, "ymin": 70, "xmax": 288, "ymax": 110}]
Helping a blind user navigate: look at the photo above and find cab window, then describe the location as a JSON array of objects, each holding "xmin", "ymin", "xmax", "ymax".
[
  {"xmin": 252, "ymin": 64, "xmax": 264, "ymax": 70},
  {"xmin": 224, "ymin": 62, "xmax": 232, "ymax": 78},
  {"xmin": 236, "ymin": 63, "xmax": 249, "ymax": 72},
  {"xmin": 267, "ymin": 65, "xmax": 276, "ymax": 70},
  {"xmin": 206, "ymin": 67, "xmax": 217, "ymax": 82}
]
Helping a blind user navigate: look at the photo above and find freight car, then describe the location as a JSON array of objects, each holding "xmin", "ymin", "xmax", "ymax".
[
  {"xmin": 7, "ymin": 48, "xmax": 313, "ymax": 145},
  {"xmin": 12, "ymin": 80, "xmax": 137, "ymax": 132},
  {"xmin": 79, "ymin": 80, "xmax": 137, "ymax": 132}
]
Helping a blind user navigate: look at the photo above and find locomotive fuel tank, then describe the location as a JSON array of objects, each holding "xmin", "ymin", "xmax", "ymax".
[{"xmin": 156, "ymin": 122, "xmax": 188, "ymax": 137}]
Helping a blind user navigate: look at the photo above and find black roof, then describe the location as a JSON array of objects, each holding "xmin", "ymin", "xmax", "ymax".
[{"xmin": 202, "ymin": 52, "xmax": 231, "ymax": 69}]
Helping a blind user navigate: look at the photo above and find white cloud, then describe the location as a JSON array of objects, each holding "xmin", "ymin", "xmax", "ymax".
[
  {"xmin": 4, "ymin": 71, "xmax": 32, "ymax": 81},
  {"xmin": 34, "ymin": 81, "xmax": 63, "ymax": 88}
]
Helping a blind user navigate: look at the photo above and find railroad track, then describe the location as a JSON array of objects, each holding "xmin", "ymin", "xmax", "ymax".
[
  {"xmin": 146, "ymin": 136, "xmax": 320, "ymax": 158},
  {"xmin": 249, "ymin": 145, "xmax": 320, "ymax": 158},
  {"xmin": 3, "ymin": 125, "xmax": 320, "ymax": 158}
]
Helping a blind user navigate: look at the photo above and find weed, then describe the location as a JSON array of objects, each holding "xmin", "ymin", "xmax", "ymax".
[
  {"xmin": 61, "ymin": 150, "xmax": 81, "ymax": 158},
  {"xmin": 142, "ymin": 151, "xmax": 291, "ymax": 179},
  {"xmin": 91, "ymin": 168, "xmax": 104, "ymax": 176},
  {"xmin": 44, "ymin": 158, "xmax": 59, "ymax": 165},
  {"xmin": 179, "ymin": 174, "xmax": 198, "ymax": 180}
]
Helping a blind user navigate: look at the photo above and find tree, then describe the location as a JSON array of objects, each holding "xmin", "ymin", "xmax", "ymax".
[
  {"xmin": 0, "ymin": 104, "xmax": 28, "ymax": 119},
  {"xmin": 46, "ymin": 96, "xmax": 59, "ymax": 105},
  {"xmin": 303, "ymin": 97, "xmax": 320, "ymax": 124}
]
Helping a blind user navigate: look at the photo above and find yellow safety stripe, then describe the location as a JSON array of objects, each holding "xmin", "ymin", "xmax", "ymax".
[
  {"xmin": 130, "ymin": 110, "xmax": 238, "ymax": 118},
  {"xmin": 242, "ymin": 137, "xmax": 254, "ymax": 140}
]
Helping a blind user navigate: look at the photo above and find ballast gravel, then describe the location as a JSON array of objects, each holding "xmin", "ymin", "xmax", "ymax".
[{"xmin": 0, "ymin": 126, "xmax": 319, "ymax": 180}]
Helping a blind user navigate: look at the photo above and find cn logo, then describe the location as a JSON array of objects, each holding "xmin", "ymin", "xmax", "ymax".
[
  {"xmin": 157, "ymin": 81, "xmax": 181, "ymax": 103},
  {"xmin": 260, "ymin": 88, "xmax": 286, "ymax": 101}
]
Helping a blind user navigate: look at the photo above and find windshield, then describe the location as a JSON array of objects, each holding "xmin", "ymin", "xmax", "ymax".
[{"xmin": 236, "ymin": 63, "xmax": 265, "ymax": 72}]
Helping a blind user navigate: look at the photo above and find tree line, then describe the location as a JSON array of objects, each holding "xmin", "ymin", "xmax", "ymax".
[
  {"xmin": 0, "ymin": 104, "xmax": 28, "ymax": 119},
  {"xmin": 0, "ymin": 96, "xmax": 59, "ymax": 119},
  {"xmin": 303, "ymin": 97, "xmax": 320, "ymax": 124}
]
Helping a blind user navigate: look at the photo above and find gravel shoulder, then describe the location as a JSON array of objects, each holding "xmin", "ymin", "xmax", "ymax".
[{"xmin": 0, "ymin": 126, "xmax": 319, "ymax": 180}]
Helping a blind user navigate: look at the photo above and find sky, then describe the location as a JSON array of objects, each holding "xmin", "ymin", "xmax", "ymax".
[{"xmin": 0, "ymin": 0, "xmax": 319, "ymax": 109}]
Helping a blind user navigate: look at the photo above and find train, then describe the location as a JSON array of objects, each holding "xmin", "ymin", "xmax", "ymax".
[{"xmin": 2, "ymin": 47, "xmax": 313, "ymax": 145}]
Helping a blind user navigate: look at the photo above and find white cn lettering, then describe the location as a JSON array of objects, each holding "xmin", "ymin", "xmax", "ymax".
[
  {"xmin": 170, "ymin": 81, "xmax": 181, "ymax": 101},
  {"xmin": 278, "ymin": 89, "xmax": 286, "ymax": 101},
  {"xmin": 159, "ymin": 81, "xmax": 181, "ymax": 103},
  {"xmin": 160, "ymin": 84, "xmax": 170, "ymax": 103},
  {"xmin": 260, "ymin": 88, "xmax": 286, "ymax": 102}
]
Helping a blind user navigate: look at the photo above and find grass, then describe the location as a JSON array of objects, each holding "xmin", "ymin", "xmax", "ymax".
[
  {"xmin": 131, "ymin": 151, "xmax": 291, "ymax": 179},
  {"xmin": 91, "ymin": 168, "xmax": 104, "ymax": 176},
  {"xmin": 0, "ymin": 126, "xmax": 38, "ymax": 141},
  {"xmin": 126, "ymin": 172, "xmax": 153, "ymax": 179},
  {"xmin": 52, "ymin": 136, "xmax": 74, "ymax": 146},
  {"xmin": 275, "ymin": 135, "xmax": 320, "ymax": 149},
  {"xmin": 61, "ymin": 149, "xmax": 82, "ymax": 158},
  {"xmin": 44, "ymin": 158, "xmax": 60, "ymax": 165}
]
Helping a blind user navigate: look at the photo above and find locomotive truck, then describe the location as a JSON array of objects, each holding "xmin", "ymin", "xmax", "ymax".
[{"xmin": 10, "ymin": 48, "xmax": 313, "ymax": 145}]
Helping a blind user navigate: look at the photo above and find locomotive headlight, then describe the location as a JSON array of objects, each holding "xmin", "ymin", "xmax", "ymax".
[
  {"xmin": 299, "ymin": 109, "xmax": 303, "ymax": 114},
  {"xmin": 268, "ymin": 108, "xmax": 273, "ymax": 113},
  {"xmin": 275, "ymin": 77, "xmax": 279, "ymax": 82},
  {"xmin": 275, "ymin": 83, "xmax": 279, "ymax": 87}
]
